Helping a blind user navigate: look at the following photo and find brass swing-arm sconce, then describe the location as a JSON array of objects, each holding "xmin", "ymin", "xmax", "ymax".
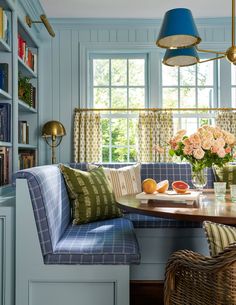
[
  {"xmin": 26, "ymin": 15, "xmax": 55, "ymax": 37},
  {"xmin": 42, "ymin": 121, "xmax": 66, "ymax": 164}
]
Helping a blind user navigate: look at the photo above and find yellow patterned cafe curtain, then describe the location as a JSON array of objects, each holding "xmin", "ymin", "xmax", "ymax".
[
  {"xmin": 74, "ymin": 111, "xmax": 101, "ymax": 162},
  {"xmin": 137, "ymin": 111, "xmax": 174, "ymax": 162},
  {"xmin": 216, "ymin": 111, "xmax": 236, "ymax": 139}
]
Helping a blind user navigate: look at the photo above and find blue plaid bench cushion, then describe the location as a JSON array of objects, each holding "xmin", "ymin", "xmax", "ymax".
[
  {"xmin": 44, "ymin": 217, "xmax": 140, "ymax": 265},
  {"xmin": 123, "ymin": 213, "xmax": 202, "ymax": 228}
]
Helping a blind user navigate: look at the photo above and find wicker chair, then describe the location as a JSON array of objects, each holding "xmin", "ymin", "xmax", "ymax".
[{"xmin": 164, "ymin": 244, "xmax": 236, "ymax": 305}]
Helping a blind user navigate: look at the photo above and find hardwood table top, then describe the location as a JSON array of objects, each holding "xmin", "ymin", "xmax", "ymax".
[{"xmin": 116, "ymin": 190, "xmax": 236, "ymax": 225}]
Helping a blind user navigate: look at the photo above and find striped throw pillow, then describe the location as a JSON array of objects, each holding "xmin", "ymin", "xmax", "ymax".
[
  {"xmin": 88, "ymin": 163, "xmax": 142, "ymax": 200},
  {"xmin": 203, "ymin": 221, "xmax": 236, "ymax": 256},
  {"xmin": 60, "ymin": 164, "xmax": 121, "ymax": 225}
]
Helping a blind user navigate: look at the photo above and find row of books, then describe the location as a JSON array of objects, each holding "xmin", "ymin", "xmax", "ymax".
[
  {"xmin": 0, "ymin": 7, "xmax": 11, "ymax": 45},
  {"xmin": 18, "ymin": 121, "xmax": 29, "ymax": 144},
  {"xmin": 0, "ymin": 147, "xmax": 9, "ymax": 186},
  {"xmin": 0, "ymin": 103, "xmax": 11, "ymax": 142},
  {"xmin": 0, "ymin": 63, "xmax": 8, "ymax": 93},
  {"xmin": 18, "ymin": 34, "xmax": 37, "ymax": 73},
  {"xmin": 18, "ymin": 150, "xmax": 35, "ymax": 170}
]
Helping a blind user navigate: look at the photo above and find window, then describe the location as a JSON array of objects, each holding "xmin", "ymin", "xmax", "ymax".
[
  {"xmin": 162, "ymin": 60, "xmax": 217, "ymax": 134},
  {"xmin": 90, "ymin": 54, "xmax": 147, "ymax": 162},
  {"xmin": 231, "ymin": 65, "xmax": 236, "ymax": 106}
]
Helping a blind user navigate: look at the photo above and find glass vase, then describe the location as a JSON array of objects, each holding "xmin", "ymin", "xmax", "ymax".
[{"xmin": 191, "ymin": 168, "xmax": 207, "ymax": 192}]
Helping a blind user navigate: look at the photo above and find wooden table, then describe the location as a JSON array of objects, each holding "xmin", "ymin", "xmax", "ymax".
[{"xmin": 117, "ymin": 190, "xmax": 236, "ymax": 225}]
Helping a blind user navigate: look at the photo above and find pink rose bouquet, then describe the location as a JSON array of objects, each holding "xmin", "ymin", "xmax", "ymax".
[{"xmin": 169, "ymin": 125, "xmax": 236, "ymax": 172}]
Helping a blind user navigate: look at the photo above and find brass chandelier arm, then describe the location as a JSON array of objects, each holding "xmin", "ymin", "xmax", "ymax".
[
  {"xmin": 199, "ymin": 55, "xmax": 226, "ymax": 63},
  {"xmin": 196, "ymin": 46, "xmax": 226, "ymax": 55}
]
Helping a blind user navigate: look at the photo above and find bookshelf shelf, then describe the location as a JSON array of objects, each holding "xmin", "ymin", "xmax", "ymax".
[
  {"xmin": 0, "ymin": 141, "xmax": 11, "ymax": 147},
  {"xmin": 18, "ymin": 99, "xmax": 37, "ymax": 113},
  {"xmin": 0, "ymin": 89, "xmax": 11, "ymax": 100},
  {"xmin": 0, "ymin": 38, "xmax": 10, "ymax": 52},
  {"xmin": 18, "ymin": 144, "xmax": 37, "ymax": 150},
  {"xmin": 18, "ymin": 57, "xmax": 37, "ymax": 78}
]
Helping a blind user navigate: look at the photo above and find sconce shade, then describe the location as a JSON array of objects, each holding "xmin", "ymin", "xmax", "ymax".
[
  {"xmin": 42, "ymin": 121, "xmax": 66, "ymax": 137},
  {"xmin": 163, "ymin": 47, "xmax": 199, "ymax": 67},
  {"xmin": 156, "ymin": 8, "xmax": 201, "ymax": 49}
]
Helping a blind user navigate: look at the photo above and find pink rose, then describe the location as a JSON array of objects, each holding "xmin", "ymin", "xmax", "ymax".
[
  {"xmin": 189, "ymin": 133, "xmax": 201, "ymax": 148},
  {"xmin": 225, "ymin": 147, "xmax": 231, "ymax": 154},
  {"xmin": 201, "ymin": 139, "xmax": 213, "ymax": 150},
  {"xmin": 169, "ymin": 138, "xmax": 178, "ymax": 150},
  {"xmin": 217, "ymin": 148, "xmax": 226, "ymax": 158},
  {"xmin": 183, "ymin": 145, "xmax": 193, "ymax": 155},
  {"xmin": 183, "ymin": 138, "xmax": 191, "ymax": 146},
  {"xmin": 213, "ymin": 127, "xmax": 223, "ymax": 139},
  {"xmin": 223, "ymin": 132, "xmax": 235, "ymax": 145},
  {"xmin": 211, "ymin": 145, "xmax": 219, "ymax": 153},
  {"xmin": 176, "ymin": 129, "xmax": 186, "ymax": 137},
  {"xmin": 193, "ymin": 148, "xmax": 205, "ymax": 159}
]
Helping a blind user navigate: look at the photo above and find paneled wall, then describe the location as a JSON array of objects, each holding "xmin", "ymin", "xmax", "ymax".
[{"xmin": 41, "ymin": 18, "xmax": 231, "ymax": 164}]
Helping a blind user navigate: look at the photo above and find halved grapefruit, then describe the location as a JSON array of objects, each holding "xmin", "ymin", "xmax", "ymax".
[
  {"xmin": 156, "ymin": 180, "xmax": 169, "ymax": 193},
  {"xmin": 142, "ymin": 178, "xmax": 157, "ymax": 194},
  {"xmin": 172, "ymin": 181, "xmax": 189, "ymax": 194}
]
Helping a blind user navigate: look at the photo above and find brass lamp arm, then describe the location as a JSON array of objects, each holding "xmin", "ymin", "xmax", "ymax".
[
  {"xmin": 44, "ymin": 136, "xmax": 63, "ymax": 148},
  {"xmin": 199, "ymin": 55, "xmax": 226, "ymax": 63},
  {"xmin": 196, "ymin": 46, "xmax": 226, "ymax": 55}
]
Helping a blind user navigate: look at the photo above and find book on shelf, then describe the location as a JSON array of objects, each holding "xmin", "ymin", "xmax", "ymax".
[
  {"xmin": 18, "ymin": 150, "xmax": 36, "ymax": 170},
  {"xmin": 0, "ymin": 102, "xmax": 11, "ymax": 142},
  {"xmin": 18, "ymin": 34, "xmax": 37, "ymax": 73},
  {"xmin": 18, "ymin": 120, "xmax": 29, "ymax": 144},
  {"xmin": 0, "ymin": 63, "xmax": 8, "ymax": 92},
  {"xmin": 0, "ymin": 146, "xmax": 9, "ymax": 186},
  {"xmin": 0, "ymin": 7, "xmax": 11, "ymax": 45}
]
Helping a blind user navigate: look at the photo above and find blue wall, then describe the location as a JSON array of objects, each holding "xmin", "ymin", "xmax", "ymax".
[{"xmin": 41, "ymin": 18, "xmax": 232, "ymax": 164}]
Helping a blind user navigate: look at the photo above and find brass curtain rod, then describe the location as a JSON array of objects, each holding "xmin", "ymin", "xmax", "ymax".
[{"xmin": 75, "ymin": 107, "xmax": 236, "ymax": 112}]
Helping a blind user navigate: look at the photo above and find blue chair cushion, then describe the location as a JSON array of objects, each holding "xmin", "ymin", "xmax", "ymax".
[
  {"xmin": 124, "ymin": 213, "xmax": 202, "ymax": 228},
  {"xmin": 44, "ymin": 217, "xmax": 140, "ymax": 265}
]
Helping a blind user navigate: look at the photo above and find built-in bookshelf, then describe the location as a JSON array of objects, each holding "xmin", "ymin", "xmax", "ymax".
[
  {"xmin": 0, "ymin": 0, "xmax": 42, "ymax": 186},
  {"xmin": 17, "ymin": 20, "xmax": 38, "ymax": 170},
  {"xmin": 0, "ymin": 1, "xmax": 12, "ymax": 186}
]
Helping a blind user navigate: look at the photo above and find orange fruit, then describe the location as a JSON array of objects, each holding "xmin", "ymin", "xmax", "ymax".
[
  {"xmin": 156, "ymin": 180, "xmax": 169, "ymax": 193},
  {"xmin": 142, "ymin": 178, "xmax": 157, "ymax": 194},
  {"xmin": 172, "ymin": 181, "xmax": 189, "ymax": 194}
]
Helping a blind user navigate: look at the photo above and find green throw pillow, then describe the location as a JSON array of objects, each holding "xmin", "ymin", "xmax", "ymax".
[
  {"xmin": 213, "ymin": 164, "xmax": 236, "ymax": 189},
  {"xmin": 60, "ymin": 164, "xmax": 121, "ymax": 225},
  {"xmin": 203, "ymin": 221, "xmax": 236, "ymax": 257}
]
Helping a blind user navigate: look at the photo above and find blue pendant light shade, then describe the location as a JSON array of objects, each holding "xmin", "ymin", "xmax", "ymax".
[
  {"xmin": 163, "ymin": 48, "xmax": 199, "ymax": 67},
  {"xmin": 156, "ymin": 8, "xmax": 201, "ymax": 49}
]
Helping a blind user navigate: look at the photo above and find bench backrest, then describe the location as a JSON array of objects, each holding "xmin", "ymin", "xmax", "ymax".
[{"xmin": 15, "ymin": 162, "xmax": 214, "ymax": 256}]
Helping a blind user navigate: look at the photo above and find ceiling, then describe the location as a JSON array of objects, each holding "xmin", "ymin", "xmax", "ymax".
[{"xmin": 40, "ymin": 0, "xmax": 232, "ymax": 19}]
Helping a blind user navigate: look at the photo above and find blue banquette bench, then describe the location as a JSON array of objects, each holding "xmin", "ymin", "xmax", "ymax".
[{"xmin": 15, "ymin": 163, "xmax": 212, "ymax": 305}]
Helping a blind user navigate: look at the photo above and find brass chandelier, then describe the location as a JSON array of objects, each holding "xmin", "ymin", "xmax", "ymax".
[{"xmin": 156, "ymin": 0, "xmax": 236, "ymax": 67}]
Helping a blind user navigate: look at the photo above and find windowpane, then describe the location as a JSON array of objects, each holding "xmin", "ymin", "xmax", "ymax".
[
  {"xmin": 198, "ymin": 88, "xmax": 213, "ymax": 108},
  {"xmin": 129, "ymin": 59, "xmax": 145, "ymax": 86},
  {"xmin": 180, "ymin": 66, "xmax": 195, "ymax": 86},
  {"xmin": 102, "ymin": 147, "xmax": 109, "ymax": 162},
  {"xmin": 129, "ymin": 119, "xmax": 138, "ymax": 145},
  {"xmin": 112, "ymin": 147, "xmax": 128, "ymax": 162},
  {"xmin": 111, "ymin": 88, "xmax": 127, "ymax": 108},
  {"xmin": 162, "ymin": 65, "xmax": 178, "ymax": 86},
  {"xmin": 198, "ymin": 61, "xmax": 213, "ymax": 86},
  {"xmin": 111, "ymin": 59, "xmax": 127, "ymax": 86},
  {"xmin": 93, "ymin": 59, "xmax": 109, "ymax": 86},
  {"xmin": 180, "ymin": 88, "xmax": 196, "ymax": 108},
  {"xmin": 162, "ymin": 88, "xmax": 178, "ymax": 108},
  {"xmin": 111, "ymin": 118, "xmax": 128, "ymax": 145},
  {"xmin": 94, "ymin": 88, "xmax": 109, "ymax": 108},
  {"xmin": 232, "ymin": 65, "xmax": 236, "ymax": 86},
  {"xmin": 129, "ymin": 147, "xmax": 137, "ymax": 162},
  {"xmin": 181, "ymin": 118, "xmax": 198, "ymax": 134},
  {"xmin": 129, "ymin": 88, "xmax": 145, "ymax": 108},
  {"xmin": 101, "ymin": 118, "xmax": 110, "ymax": 145}
]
